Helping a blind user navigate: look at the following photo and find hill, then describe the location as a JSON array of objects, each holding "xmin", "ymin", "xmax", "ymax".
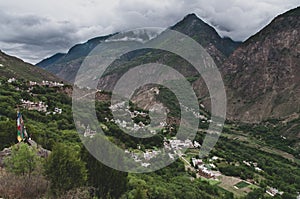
[
  {"xmin": 0, "ymin": 51, "xmax": 61, "ymax": 82},
  {"xmin": 0, "ymin": 72, "xmax": 299, "ymax": 198}
]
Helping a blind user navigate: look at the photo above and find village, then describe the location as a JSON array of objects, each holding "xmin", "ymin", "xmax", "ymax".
[
  {"xmin": 7, "ymin": 78, "xmax": 64, "ymax": 115},
  {"xmin": 107, "ymin": 101, "xmax": 287, "ymax": 198},
  {"xmin": 6, "ymin": 78, "xmax": 291, "ymax": 198}
]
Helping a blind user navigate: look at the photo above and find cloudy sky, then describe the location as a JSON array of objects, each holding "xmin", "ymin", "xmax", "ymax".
[{"xmin": 0, "ymin": 0, "xmax": 299, "ymax": 64}]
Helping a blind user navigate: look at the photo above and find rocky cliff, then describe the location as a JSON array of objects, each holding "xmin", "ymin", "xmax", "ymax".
[{"xmin": 225, "ymin": 7, "xmax": 300, "ymax": 122}]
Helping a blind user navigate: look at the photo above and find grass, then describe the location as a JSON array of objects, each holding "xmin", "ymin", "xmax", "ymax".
[
  {"xmin": 234, "ymin": 181, "xmax": 250, "ymax": 189},
  {"xmin": 200, "ymin": 177, "xmax": 221, "ymax": 186},
  {"xmin": 218, "ymin": 175, "xmax": 247, "ymax": 197}
]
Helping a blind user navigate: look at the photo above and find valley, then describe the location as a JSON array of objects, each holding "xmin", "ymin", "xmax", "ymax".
[
  {"xmin": 0, "ymin": 5, "xmax": 299, "ymax": 199},
  {"xmin": 0, "ymin": 75, "xmax": 299, "ymax": 198}
]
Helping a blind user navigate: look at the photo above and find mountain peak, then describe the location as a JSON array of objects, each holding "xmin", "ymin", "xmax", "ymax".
[
  {"xmin": 36, "ymin": 12, "xmax": 241, "ymax": 83},
  {"xmin": 183, "ymin": 13, "xmax": 198, "ymax": 20},
  {"xmin": 173, "ymin": 13, "xmax": 212, "ymax": 30},
  {"xmin": 171, "ymin": 13, "xmax": 240, "ymax": 57}
]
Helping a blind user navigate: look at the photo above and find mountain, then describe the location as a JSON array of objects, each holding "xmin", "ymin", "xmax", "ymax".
[
  {"xmin": 36, "ymin": 14, "xmax": 240, "ymax": 83},
  {"xmin": 171, "ymin": 13, "xmax": 241, "ymax": 57},
  {"xmin": 0, "ymin": 50, "xmax": 61, "ymax": 82},
  {"xmin": 36, "ymin": 53, "xmax": 65, "ymax": 68},
  {"xmin": 225, "ymin": 6, "xmax": 300, "ymax": 122},
  {"xmin": 36, "ymin": 8, "xmax": 300, "ymax": 123},
  {"xmin": 36, "ymin": 35, "xmax": 114, "ymax": 82}
]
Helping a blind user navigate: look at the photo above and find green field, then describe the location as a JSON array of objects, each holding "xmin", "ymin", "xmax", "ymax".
[{"xmin": 234, "ymin": 181, "xmax": 250, "ymax": 189}]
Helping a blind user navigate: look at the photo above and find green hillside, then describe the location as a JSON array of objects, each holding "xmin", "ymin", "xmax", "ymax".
[
  {"xmin": 0, "ymin": 50, "xmax": 61, "ymax": 82},
  {"xmin": 0, "ymin": 76, "xmax": 299, "ymax": 198}
]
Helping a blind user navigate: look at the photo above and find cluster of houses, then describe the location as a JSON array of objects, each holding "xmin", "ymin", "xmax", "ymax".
[
  {"xmin": 266, "ymin": 187, "xmax": 284, "ymax": 197},
  {"xmin": 20, "ymin": 99, "xmax": 62, "ymax": 115},
  {"xmin": 242, "ymin": 160, "xmax": 263, "ymax": 172},
  {"xmin": 164, "ymin": 139, "xmax": 201, "ymax": 151},
  {"xmin": 46, "ymin": 107, "xmax": 63, "ymax": 115},
  {"xmin": 114, "ymin": 119, "xmax": 153, "ymax": 133},
  {"xmin": 6, "ymin": 78, "xmax": 64, "ymax": 88},
  {"xmin": 164, "ymin": 139, "xmax": 193, "ymax": 150},
  {"xmin": 110, "ymin": 102, "xmax": 148, "ymax": 120},
  {"xmin": 7, "ymin": 77, "xmax": 64, "ymax": 115},
  {"xmin": 197, "ymin": 165, "xmax": 220, "ymax": 179},
  {"xmin": 144, "ymin": 150, "xmax": 160, "ymax": 161},
  {"xmin": 109, "ymin": 101, "xmax": 127, "ymax": 113},
  {"xmin": 124, "ymin": 149, "xmax": 161, "ymax": 168},
  {"xmin": 29, "ymin": 80, "xmax": 64, "ymax": 87},
  {"xmin": 83, "ymin": 125, "xmax": 97, "ymax": 138},
  {"xmin": 124, "ymin": 138, "xmax": 202, "ymax": 168},
  {"xmin": 20, "ymin": 99, "xmax": 48, "ymax": 112},
  {"xmin": 191, "ymin": 157, "xmax": 221, "ymax": 179},
  {"xmin": 109, "ymin": 102, "xmax": 165, "ymax": 136},
  {"xmin": 180, "ymin": 103, "xmax": 208, "ymax": 121},
  {"xmin": 7, "ymin": 77, "xmax": 16, "ymax": 83}
]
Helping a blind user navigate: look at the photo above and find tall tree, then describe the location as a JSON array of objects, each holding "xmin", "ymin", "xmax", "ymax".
[
  {"xmin": 44, "ymin": 143, "xmax": 87, "ymax": 196},
  {"xmin": 81, "ymin": 147, "xmax": 128, "ymax": 199},
  {"xmin": 0, "ymin": 119, "xmax": 16, "ymax": 150}
]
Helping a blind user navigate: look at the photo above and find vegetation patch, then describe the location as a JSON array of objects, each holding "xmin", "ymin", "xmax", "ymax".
[{"xmin": 234, "ymin": 181, "xmax": 250, "ymax": 189}]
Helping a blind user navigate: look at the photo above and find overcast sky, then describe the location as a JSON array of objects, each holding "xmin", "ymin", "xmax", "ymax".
[{"xmin": 0, "ymin": 0, "xmax": 299, "ymax": 64}]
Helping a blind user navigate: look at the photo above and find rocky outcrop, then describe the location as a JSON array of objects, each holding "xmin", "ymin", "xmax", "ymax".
[
  {"xmin": 0, "ymin": 140, "xmax": 50, "ymax": 168},
  {"xmin": 224, "ymin": 7, "xmax": 300, "ymax": 122}
]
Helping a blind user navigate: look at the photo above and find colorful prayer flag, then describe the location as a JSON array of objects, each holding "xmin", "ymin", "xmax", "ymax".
[{"xmin": 17, "ymin": 112, "xmax": 27, "ymax": 142}]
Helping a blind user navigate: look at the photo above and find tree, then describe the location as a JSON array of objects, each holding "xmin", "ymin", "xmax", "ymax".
[
  {"xmin": 134, "ymin": 187, "xmax": 148, "ymax": 199},
  {"xmin": 44, "ymin": 143, "xmax": 87, "ymax": 196},
  {"xmin": 245, "ymin": 188, "xmax": 265, "ymax": 199},
  {"xmin": 4, "ymin": 142, "xmax": 40, "ymax": 176},
  {"xmin": 81, "ymin": 147, "xmax": 128, "ymax": 199},
  {"xmin": 0, "ymin": 119, "xmax": 16, "ymax": 150}
]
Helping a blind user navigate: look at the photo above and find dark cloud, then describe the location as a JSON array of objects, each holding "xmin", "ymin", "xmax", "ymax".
[
  {"xmin": 0, "ymin": 11, "xmax": 81, "ymax": 63},
  {"xmin": 0, "ymin": 1, "xmax": 299, "ymax": 63}
]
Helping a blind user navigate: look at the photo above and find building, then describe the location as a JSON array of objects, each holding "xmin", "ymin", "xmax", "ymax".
[
  {"xmin": 192, "ymin": 158, "xmax": 203, "ymax": 168},
  {"xmin": 198, "ymin": 165, "xmax": 215, "ymax": 179},
  {"xmin": 20, "ymin": 99, "xmax": 48, "ymax": 112},
  {"xmin": 83, "ymin": 125, "xmax": 96, "ymax": 138},
  {"xmin": 169, "ymin": 139, "xmax": 194, "ymax": 150},
  {"xmin": 141, "ymin": 163, "xmax": 151, "ymax": 167},
  {"xmin": 266, "ymin": 187, "xmax": 284, "ymax": 197},
  {"xmin": 54, "ymin": 107, "xmax": 62, "ymax": 114},
  {"xmin": 7, "ymin": 78, "xmax": 16, "ymax": 83},
  {"xmin": 144, "ymin": 150, "xmax": 159, "ymax": 161},
  {"xmin": 29, "ymin": 81, "xmax": 37, "ymax": 86},
  {"xmin": 41, "ymin": 80, "xmax": 64, "ymax": 87},
  {"xmin": 194, "ymin": 141, "xmax": 201, "ymax": 148}
]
